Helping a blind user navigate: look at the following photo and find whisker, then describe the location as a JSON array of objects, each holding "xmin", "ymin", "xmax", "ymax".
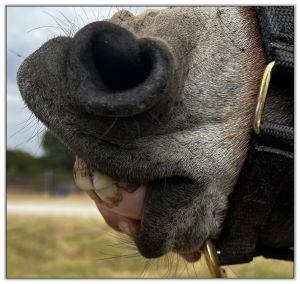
[
  {"xmin": 167, "ymin": 253, "xmax": 174, "ymax": 277},
  {"xmin": 173, "ymin": 253, "xmax": 180, "ymax": 277},
  {"xmin": 8, "ymin": 49, "xmax": 24, "ymax": 59},
  {"xmin": 96, "ymin": 8, "xmax": 100, "ymax": 21},
  {"xmin": 22, "ymin": 124, "xmax": 45, "ymax": 145},
  {"xmin": 100, "ymin": 117, "xmax": 118, "ymax": 140},
  {"xmin": 131, "ymin": 116, "xmax": 141, "ymax": 139},
  {"xmin": 13, "ymin": 123, "xmax": 41, "ymax": 148},
  {"xmin": 90, "ymin": 7, "xmax": 98, "ymax": 22},
  {"xmin": 27, "ymin": 25, "xmax": 59, "ymax": 33},
  {"xmin": 96, "ymin": 250, "xmax": 141, "ymax": 261},
  {"xmin": 9, "ymin": 116, "xmax": 37, "ymax": 139},
  {"xmin": 107, "ymin": 7, "xmax": 112, "ymax": 19},
  {"xmin": 104, "ymin": 231, "xmax": 138, "ymax": 248},
  {"xmin": 226, "ymin": 265, "xmax": 238, "ymax": 278},
  {"xmin": 74, "ymin": 8, "xmax": 85, "ymax": 29},
  {"xmin": 42, "ymin": 11, "xmax": 69, "ymax": 36},
  {"xmin": 105, "ymin": 237, "xmax": 137, "ymax": 249},
  {"xmin": 15, "ymin": 112, "xmax": 34, "ymax": 126},
  {"xmin": 191, "ymin": 261, "xmax": 198, "ymax": 278},
  {"xmin": 105, "ymin": 242, "xmax": 136, "ymax": 250},
  {"xmin": 138, "ymin": 257, "xmax": 152, "ymax": 278},
  {"xmin": 184, "ymin": 258, "xmax": 191, "ymax": 277},
  {"xmin": 57, "ymin": 10, "xmax": 76, "ymax": 36},
  {"xmin": 158, "ymin": 255, "xmax": 170, "ymax": 278},
  {"xmin": 81, "ymin": 8, "xmax": 91, "ymax": 26}
]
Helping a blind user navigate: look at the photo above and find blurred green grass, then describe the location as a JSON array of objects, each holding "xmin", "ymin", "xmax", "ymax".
[{"xmin": 7, "ymin": 215, "xmax": 293, "ymax": 278}]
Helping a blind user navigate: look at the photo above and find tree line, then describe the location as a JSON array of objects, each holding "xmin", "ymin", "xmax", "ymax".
[{"xmin": 7, "ymin": 131, "xmax": 74, "ymax": 183}]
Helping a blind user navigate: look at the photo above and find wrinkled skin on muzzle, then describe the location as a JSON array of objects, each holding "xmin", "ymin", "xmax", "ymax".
[{"xmin": 17, "ymin": 7, "xmax": 266, "ymax": 258}]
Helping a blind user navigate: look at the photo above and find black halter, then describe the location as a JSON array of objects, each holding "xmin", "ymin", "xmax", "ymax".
[{"xmin": 217, "ymin": 6, "xmax": 294, "ymax": 265}]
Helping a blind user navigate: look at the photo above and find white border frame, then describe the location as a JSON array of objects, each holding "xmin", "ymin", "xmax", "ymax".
[{"xmin": 2, "ymin": 1, "xmax": 298, "ymax": 283}]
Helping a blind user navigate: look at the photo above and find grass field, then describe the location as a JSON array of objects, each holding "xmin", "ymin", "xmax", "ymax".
[{"xmin": 7, "ymin": 214, "xmax": 293, "ymax": 278}]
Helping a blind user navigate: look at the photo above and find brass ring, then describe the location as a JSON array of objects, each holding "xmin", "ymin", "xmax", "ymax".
[
  {"xmin": 253, "ymin": 61, "xmax": 275, "ymax": 134},
  {"xmin": 202, "ymin": 239, "xmax": 227, "ymax": 278}
]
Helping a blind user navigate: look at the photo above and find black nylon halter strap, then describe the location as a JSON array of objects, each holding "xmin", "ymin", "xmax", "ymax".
[
  {"xmin": 218, "ymin": 131, "xmax": 293, "ymax": 265},
  {"xmin": 216, "ymin": 6, "xmax": 294, "ymax": 265},
  {"xmin": 255, "ymin": 6, "xmax": 294, "ymax": 73}
]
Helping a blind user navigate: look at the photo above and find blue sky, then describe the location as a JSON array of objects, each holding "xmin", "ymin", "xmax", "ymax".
[{"xmin": 6, "ymin": 6, "xmax": 162, "ymax": 156}]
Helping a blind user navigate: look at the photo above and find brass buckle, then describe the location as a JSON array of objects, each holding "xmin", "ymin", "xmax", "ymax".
[
  {"xmin": 253, "ymin": 61, "xmax": 275, "ymax": 134},
  {"xmin": 202, "ymin": 239, "xmax": 227, "ymax": 278}
]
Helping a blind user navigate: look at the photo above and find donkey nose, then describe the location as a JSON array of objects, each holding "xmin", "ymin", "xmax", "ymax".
[{"xmin": 69, "ymin": 21, "xmax": 174, "ymax": 117}]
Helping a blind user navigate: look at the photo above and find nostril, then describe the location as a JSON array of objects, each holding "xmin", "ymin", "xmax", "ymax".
[
  {"xmin": 91, "ymin": 28, "xmax": 152, "ymax": 92},
  {"xmin": 69, "ymin": 21, "xmax": 174, "ymax": 117}
]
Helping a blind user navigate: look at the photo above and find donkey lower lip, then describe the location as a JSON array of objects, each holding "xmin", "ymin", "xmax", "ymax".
[{"xmin": 74, "ymin": 156, "xmax": 203, "ymax": 258}]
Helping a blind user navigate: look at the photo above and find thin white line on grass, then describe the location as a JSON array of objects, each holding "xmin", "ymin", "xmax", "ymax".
[{"xmin": 7, "ymin": 202, "xmax": 104, "ymax": 219}]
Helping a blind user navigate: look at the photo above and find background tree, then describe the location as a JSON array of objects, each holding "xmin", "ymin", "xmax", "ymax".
[
  {"xmin": 7, "ymin": 130, "xmax": 74, "ymax": 185},
  {"xmin": 41, "ymin": 131, "xmax": 74, "ymax": 174}
]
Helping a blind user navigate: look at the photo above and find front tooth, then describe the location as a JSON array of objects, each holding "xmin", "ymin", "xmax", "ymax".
[
  {"xmin": 93, "ymin": 171, "xmax": 115, "ymax": 190},
  {"xmin": 74, "ymin": 169, "xmax": 94, "ymax": 191},
  {"xmin": 74, "ymin": 165, "xmax": 123, "ymax": 205},
  {"xmin": 94, "ymin": 184, "xmax": 122, "ymax": 205}
]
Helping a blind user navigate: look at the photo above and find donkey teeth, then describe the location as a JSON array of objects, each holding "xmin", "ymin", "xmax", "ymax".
[
  {"xmin": 95, "ymin": 181, "xmax": 140, "ymax": 205},
  {"xmin": 74, "ymin": 167, "xmax": 139, "ymax": 205},
  {"xmin": 93, "ymin": 171, "xmax": 115, "ymax": 190},
  {"xmin": 74, "ymin": 168, "xmax": 115, "ymax": 192},
  {"xmin": 74, "ymin": 169, "xmax": 122, "ymax": 205},
  {"xmin": 73, "ymin": 169, "xmax": 94, "ymax": 191},
  {"xmin": 94, "ymin": 185, "xmax": 122, "ymax": 206}
]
